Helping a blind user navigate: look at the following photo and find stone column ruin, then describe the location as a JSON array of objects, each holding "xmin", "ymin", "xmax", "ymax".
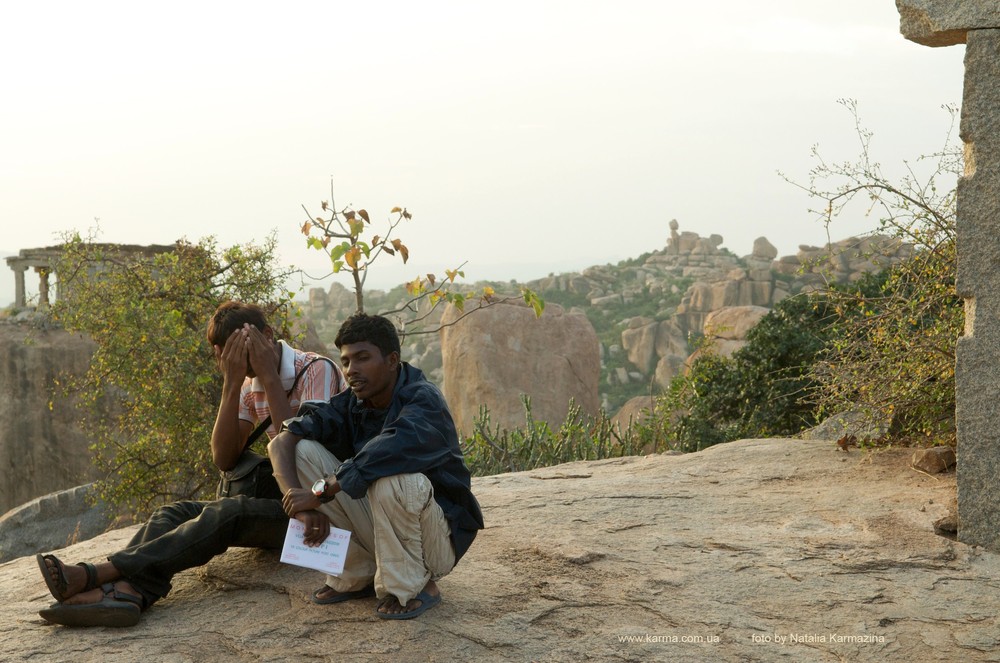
[
  {"xmin": 5, "ymin": 249, "xmax": 61, "ymax": 310},
  {"xmin": 897, "ymin": 1, "xmax": 1000, "ymax": 549}
]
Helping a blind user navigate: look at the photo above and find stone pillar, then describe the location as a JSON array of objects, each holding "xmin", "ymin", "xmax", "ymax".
[
  {"xmin": 897, "ymin": 1, "xmax": 1000, "ymax": 548},
  {"xmin": 36, "ymin": 267, "xmax": 50, "ymax": 309},
  {"xmin": 953, "ymin": 29, "xmax": 1000, "ymax": 549},
  {"xmin": 12, "ymin": 266, "xmax": 26, "ymax": 308}
]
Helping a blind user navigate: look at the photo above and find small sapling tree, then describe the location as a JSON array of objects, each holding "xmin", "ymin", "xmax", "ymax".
[{"xmin": 301, "ymin": 191, "xmax": 543, "ymax": 335}]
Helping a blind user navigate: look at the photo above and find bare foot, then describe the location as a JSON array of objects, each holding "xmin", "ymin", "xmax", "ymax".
[{"xmin": 375, "ymin": 580, "xmax": 440, "ymax": 617}]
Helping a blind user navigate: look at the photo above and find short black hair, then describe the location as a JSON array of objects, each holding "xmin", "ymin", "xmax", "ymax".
[
  {"xmin": 334, "ymin": 313, "xmax": 401, "ymax": 357},
  {"xmin": 207, "ymin": 301, "xmax": 268, "ymax": 347}
]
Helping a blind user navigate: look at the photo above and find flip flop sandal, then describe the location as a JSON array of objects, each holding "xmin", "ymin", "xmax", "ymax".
[
  {"xmin": 311, "ymin": 584, "xmax": 376, "ymax": 604},
  {"xmin": 38, "ymin": 582, "xmax": 143, "ymax": 628},
  {"xmin": 36, "ymin": 554, "xmax": 99, "ymax": 602},
  {"xmin": 375, "ymin": 589, "xmax": 442, "ymax": 620}
]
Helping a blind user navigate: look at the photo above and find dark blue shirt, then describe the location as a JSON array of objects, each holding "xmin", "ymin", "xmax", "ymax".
[{"xmin": 284, "ymin": 363, "xmax": 483, "ymax": 560}]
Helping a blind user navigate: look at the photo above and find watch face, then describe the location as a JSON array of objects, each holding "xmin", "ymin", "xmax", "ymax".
[{"xmin": 311, "ymin": 479, "xmax": 326, "ymax": 496}]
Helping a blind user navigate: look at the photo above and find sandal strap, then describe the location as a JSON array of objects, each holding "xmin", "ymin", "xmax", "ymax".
[
  {"xmin": 76, "ymin": 562, "xmax": 99, "ymax": 592},
  {"xmin": 41, "ymin": 554, "xmax": 69, "ymax": 598},
  {"xmin": 100, "ymin": 582, "xmax": 145, "ymax": 610}
]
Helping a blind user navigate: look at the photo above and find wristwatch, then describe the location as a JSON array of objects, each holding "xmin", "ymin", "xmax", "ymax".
[{"xmin": 311, "ymin": 478, "xmax": 335, "ymax": 503}]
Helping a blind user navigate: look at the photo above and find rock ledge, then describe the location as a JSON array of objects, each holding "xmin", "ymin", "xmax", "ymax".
[{"xmin": 4, "ymin": 438, "xmax": 990, "ymax": 663}]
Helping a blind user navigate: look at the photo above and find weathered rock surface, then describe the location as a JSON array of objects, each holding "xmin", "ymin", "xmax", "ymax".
[
  {"xmin": 940, "ymin": 22, "xmax": 1000, "ymax": 551},
  {"xmin": 703, "ymin": 305, "xmax": 771, "ymax": 341},
  {"xmin": 679, "ymin": 306, "xmax": 772, "ymax": 372},
  {"xmin": 752, "ymin": 236, "xmax": 779, "ymax": 261},
  {"xmin": 0, "ymin": 323, "xmax": 99, "ymax": 514},
  {"xmin": 610, "ymin": 394, "xmax": 656, "ymax": 431},
  {"xmin": 800, "ymin": 409, "xmax": 891, "ymax": 443},
  {"xmin": 911, "ymin": 446, "xmax": 957, "ymax": 475},
  {"xmin": 440, "ymin": 301, "xmax": 600, "ymax": 435},
  {"xmin": 609, "ymin": 227, "xmax": 913, "ymax": 396},
  {"xmin": 5, "ymin": 438, "xmax": 992, "ymax": 662},
  {"xmin": 620, "ymin": 317, "xmax": 686, "ymax": 377},
  {"xmin": 0, "ymin": 484, "xmax": 117, "ymax": 564},
  {"xmin": 897, "ymin": 0, "xmax": 1000, "ymax": 47}
]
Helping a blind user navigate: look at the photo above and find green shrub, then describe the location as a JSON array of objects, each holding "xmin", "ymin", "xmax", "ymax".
[
  {"xmin": 51, "ymin": 233, "xmax": 296, "ymax": 516},
  {"xmin": 647, "ymin": 291, "xmax": 841, "ymax": 452},
  {"xmin": 463, "ymin": 396, "xmax": 666, "ymax": 476},
  {"xmin": 816, "ymin": 243, "xmax": 959, "ymax": 443},
  {"xmin": 797, "ymin": 100, "xmax": 961, "ymax": 445}
]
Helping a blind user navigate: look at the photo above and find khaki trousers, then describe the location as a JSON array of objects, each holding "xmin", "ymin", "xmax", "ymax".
[{"xmin": 295, "ymin": 439, "xmax": 456, "ymax": 605}]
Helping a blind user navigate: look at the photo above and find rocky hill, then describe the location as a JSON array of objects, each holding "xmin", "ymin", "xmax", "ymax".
[
  {"xmin": 4, "ymin": 438, "xmax": 987, "ymax": 662},
  {"xmin": 304, "ymin": 221, "xmax": 913, "ymax": 412}
]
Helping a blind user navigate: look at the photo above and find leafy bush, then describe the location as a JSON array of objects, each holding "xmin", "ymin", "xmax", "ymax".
[
  {"xmin": 51, "ymin": 232, "xmax": 296, "ymax": 516},
  {"xmin": 799, "ymin": 100, "xmax": 961, "ymax": 445},
  {"xmin": 816, "ymin": 243, "xmax": 959, "ymax": 443},
  {"xmin": 648, "ymin": 291, "xmax": 841, "ymax": 452}
]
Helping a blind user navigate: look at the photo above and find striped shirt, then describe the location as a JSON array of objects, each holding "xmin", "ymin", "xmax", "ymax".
[{"xmin": 239, "ymin": 340, "xmax": 346, "ymax": 439}]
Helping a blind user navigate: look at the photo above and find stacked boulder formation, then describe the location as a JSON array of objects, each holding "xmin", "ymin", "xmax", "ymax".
[{"xmin": 598, "ymin": 222, "xmax": 914, "ymax": 390}]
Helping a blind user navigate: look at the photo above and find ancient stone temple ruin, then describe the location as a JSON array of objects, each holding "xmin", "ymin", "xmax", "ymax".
[
  {"xmin": 5, "ymin": 248, "xmax": 61, "ymax": 309},
  {"xmin": 5, "ymin": 244, "xmax": 174, "ymax": 310}
]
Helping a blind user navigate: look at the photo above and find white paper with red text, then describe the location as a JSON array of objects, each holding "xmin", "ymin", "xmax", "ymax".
[{"xmin": 279, "ymin": 519, "xmax": 351, "ymax": 576}]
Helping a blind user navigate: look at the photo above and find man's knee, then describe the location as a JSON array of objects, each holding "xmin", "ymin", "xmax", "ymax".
[
  {"xmin": 210, "ymin": 495, "xmax": 260, "ymax": 517},
  {"xmin": 294, "ymin": 438, "xmax": 330, "ymax": 463},
  {"xmin": 148, "ymin": 500, "xmax": 205, "ymax": 525},
  {"xmin": 295, "ymin": 439, "xmax": 344, "ymax": 471},
  {"xmin": 368, "ymin": 474, "xmax": 432, "ymax": 513}
]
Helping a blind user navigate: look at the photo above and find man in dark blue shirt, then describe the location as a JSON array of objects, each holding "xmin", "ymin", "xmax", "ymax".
[{"xmin": 269, "ymin": 313, "xmax": 483, "ymax": 620}]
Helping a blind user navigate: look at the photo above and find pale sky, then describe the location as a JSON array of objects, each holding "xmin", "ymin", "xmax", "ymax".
[{"xmin": 0, "ymin": 1, "xmax": 966, "ymax": 307}]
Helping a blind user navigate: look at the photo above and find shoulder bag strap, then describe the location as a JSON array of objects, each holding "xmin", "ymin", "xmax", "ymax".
[{"xmin": 239, "ymin": 355, "xmax": 336, "ymax": 452}]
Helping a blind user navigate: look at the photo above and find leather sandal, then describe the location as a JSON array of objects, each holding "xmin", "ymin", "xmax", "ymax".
[
  {"xmin": 36, "ymin": 554, "xmax": 100, "ymax": 602},
  {"xmin": 311, "ymin": 584, "xmax": 376, "ymax": 604},
  {"xmin": 38, "ymin": 582, "xmax": 144, "ymax": 628}
]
